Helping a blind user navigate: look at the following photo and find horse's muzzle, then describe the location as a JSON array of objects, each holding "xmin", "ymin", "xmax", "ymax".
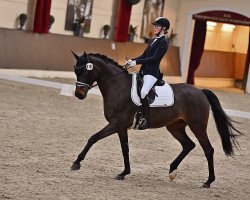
[{"xmin": 75, "ymin": 87, "xmax": 87, "ymax": 100}]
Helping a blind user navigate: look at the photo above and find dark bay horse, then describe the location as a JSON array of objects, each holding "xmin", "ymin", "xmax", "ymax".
[{"xmin": 70, "ymin": 52, "xmax": 242, "ymax": 188}]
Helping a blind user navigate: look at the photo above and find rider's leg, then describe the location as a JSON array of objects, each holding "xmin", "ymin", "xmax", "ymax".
[
  {"xmin": 138, "ymin": 75, "xmax": 157, "ymax": 130},
  {"xmin": 138, "ymin": 95, "xmax": 150, "ymax": 130},
  {"xmin": 140, "ymin": 75, "xmax": 158, "ymax": 99}
]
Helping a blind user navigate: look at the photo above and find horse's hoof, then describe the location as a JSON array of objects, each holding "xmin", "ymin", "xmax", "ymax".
[
  {"xmin": 115, "ymin": 174, "xmax": 125, "ymax": 180},
  {"xmin": 202, "ymin": 183, "xmax": 210, "ymax": 188},
  {"xmin": 169, "ymin": 170, "xmax": 177, "ymax": 181},
  {"xmin": 71, "ymin": 163, "xmax": 81, "ymax": 170}
]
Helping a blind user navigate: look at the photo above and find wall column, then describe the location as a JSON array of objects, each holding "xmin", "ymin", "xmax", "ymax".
[{"xmin": 25, "ymin": 0, "xmax": 37, "ymax": 31}]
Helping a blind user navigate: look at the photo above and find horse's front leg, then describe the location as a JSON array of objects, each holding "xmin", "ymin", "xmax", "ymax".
[
  {"xmin": 71, "ymin": 123, "xmax": 118, "ymax": 170},
  {"xmin": 115, "ymin": 129, "xmax": 131, "ymax": 180}
]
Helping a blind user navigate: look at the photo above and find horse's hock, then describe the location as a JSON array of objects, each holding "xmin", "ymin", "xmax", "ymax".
[{"xmin": 0, "ymin": 28, "xmax": 181, "ymax": 76}]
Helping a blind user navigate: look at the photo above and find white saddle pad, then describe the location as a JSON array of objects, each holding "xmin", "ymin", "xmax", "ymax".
[{"xmin": 131, "ymin": 73, "xmax": 174, "ymax": 107}]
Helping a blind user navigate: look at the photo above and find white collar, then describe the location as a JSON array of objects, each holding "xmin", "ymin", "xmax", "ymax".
[
  {"xmin": 155, "ymin": 35, "xmax": 165, "ymax": 39},
  {"xmin": 151, "ymin": 35, "xmax": 165, "ymax": 45}
]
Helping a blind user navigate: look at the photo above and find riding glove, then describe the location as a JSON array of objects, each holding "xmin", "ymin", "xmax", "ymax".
[
  {"xmin": 129, "ymin": 60, "xmax": 136, "ymax": 67},
  {"xmin": 125, "ymin": 59, "xmax": 132, "ymax": 65}
]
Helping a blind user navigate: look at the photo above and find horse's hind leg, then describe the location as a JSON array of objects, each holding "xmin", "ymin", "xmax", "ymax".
[
  {"xmin": 188, "ymin": 123, "xmax": 215, "ymax": 188},
  {"xmin": 166, "ymin": 120, "xmax": 196, "ymax": 181}
]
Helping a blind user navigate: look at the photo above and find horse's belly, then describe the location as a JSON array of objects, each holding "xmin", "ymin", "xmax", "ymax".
[{"xmin": 149, "ymin": 108, "xmax": 180, "ymax": 128}]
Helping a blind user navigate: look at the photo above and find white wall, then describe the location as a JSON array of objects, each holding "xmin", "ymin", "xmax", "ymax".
[
  {"xmin": 0, "ymin": 0, "xmax": 29, "ymax": 29},
  {"xmin": 50, "ymin": 0, "xmax": 71, "ymax": 35},
  {"xmin": 130, "ymin": 0, "xmax": 145, "ymax": 43},
  {"xmin": 162, "ymin": 0, "xmax": 180, "ymax": 43}
]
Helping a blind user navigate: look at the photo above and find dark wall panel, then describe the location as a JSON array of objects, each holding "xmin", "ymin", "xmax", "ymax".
[{"xmin": 0, "ymin": 28, "xmax": 181, "ymax": 76}]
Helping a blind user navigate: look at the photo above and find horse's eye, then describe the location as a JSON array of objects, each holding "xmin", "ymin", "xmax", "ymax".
[{"xmin": 75, "ymin": 68, "xmax": 82, "ymax": 75}]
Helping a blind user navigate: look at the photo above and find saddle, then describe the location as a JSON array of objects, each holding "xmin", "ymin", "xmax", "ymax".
[{"xmin": 131, "ymin": 73, "xmax": 174, "ymax": 107}]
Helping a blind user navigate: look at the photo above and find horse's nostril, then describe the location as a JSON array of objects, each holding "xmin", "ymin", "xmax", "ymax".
[
  {"xmin": 75, "ymin": 92, "xmax": 79, "ymax": 98},
  {"xmin": 75, "ymin": 91, "xmax": 85, "ymax": 100}
]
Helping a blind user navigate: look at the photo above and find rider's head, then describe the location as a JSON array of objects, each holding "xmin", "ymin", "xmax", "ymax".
[{"xmin": 152, "ymin": 17, "xmax": 170, "ymax": 36}]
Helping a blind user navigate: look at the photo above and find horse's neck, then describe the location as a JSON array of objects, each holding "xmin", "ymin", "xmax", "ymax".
[
  {"xmin": 92, "ymin": 58, "xmax": 130, "ymax": 99},
  {"xmin": 97, "ymin": 64, "xmax": 121, "ymax": 82}
]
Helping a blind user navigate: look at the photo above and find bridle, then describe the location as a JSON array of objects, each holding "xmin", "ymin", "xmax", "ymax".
[
  {"xmin": 75, "ymin": 81, "xmax": 92, "ymax": 89},
  {"xmin": 75, "ymin": 63, "xmax": 95, "ymax": 90}
]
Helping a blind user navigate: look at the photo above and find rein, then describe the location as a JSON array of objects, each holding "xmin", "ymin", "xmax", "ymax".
[{"xmin": 76, "ymin": 64, "xmax": 132, "ymax": 90}]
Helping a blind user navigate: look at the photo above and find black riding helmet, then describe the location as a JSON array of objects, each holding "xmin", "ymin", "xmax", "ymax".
[{"xmin": 152, "ymin": 17, "xmax": 170, "ymax": 30}]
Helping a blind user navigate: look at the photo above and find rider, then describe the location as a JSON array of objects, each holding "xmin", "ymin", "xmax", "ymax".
[{"xmin": 126, "ymin": 17, "xmax": 170, "ymax": 130}]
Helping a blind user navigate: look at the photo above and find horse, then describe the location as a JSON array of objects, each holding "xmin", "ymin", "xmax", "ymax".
[{"xmin": 70, "ymin": 51, "xmax": 242, "ymax": 188}]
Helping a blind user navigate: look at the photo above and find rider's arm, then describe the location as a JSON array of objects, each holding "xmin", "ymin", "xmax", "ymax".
[{"xmin": 132, "ymin": 46, "xmax": 149, "ymax": 61}]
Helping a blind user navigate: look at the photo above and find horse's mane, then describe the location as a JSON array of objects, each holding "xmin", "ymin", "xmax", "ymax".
[{"xmin": 88, "ymin": 53, "xmax": 124, "ymax": 70}]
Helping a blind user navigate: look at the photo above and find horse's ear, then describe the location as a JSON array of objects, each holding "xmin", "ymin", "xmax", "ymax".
[
  {"xmin": 83, "ymin": 51, "xmax": 88, "ymax": 59},
  {"xmin": 71, "ymin": 50, "xmax": 79, "ymax": 60}
]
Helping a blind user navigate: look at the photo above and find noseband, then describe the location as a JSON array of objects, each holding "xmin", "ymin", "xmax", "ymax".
[{"xmin": 75, "ymin": 81, "xmax": 91, "ymax": 90}]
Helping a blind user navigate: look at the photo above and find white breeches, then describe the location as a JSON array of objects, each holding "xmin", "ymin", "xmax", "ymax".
[{"xmin": 140, "ymin": 75, "xmax": 157, "ymax": 99}]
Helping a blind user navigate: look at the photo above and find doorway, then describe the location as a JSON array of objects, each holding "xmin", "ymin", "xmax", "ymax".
[{"xmin": 188, "ymin": 10, "xmax": 250, "ymax": 92}]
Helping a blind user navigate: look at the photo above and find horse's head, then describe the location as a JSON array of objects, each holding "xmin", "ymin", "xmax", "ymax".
[{"xmin": 72, "ymin": 51, "xmax": 95, "ymax": 100}]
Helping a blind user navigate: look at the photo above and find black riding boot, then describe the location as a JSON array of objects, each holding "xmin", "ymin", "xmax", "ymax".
[{"xmin": 138, "ymin": 95, "xmax": 150, "ymax": 130}]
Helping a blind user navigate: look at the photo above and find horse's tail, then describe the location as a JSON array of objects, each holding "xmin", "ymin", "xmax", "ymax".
[{"xmin": 201, "ymin": 89, "xmax": 243, "ymax": 157}]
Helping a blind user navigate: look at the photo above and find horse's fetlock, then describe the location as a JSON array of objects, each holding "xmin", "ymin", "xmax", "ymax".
[
  {"xmin": 169, "ymin": 164, "xmax": 177, "ymax": 173},
  {"xmin": 88, "ymin": 135, "xmax": 98, "ymax": 144},
  {"xmin": 123, "ymin": 168, "xmax": 131, "ymax": 176},
  {"xmin": 126, "ymin": 168, "xmax": 131, "ymax": 174},
  {"xmin": 205, "ymin": 147, "xmax": 214, "ymax": 157},
  {"xmin": 209, "ymin": 174, "xmax": 215, "ymax": 182},
  {"xmin": 189, "ymin": 141, "xmax": 196, "ymax": 150}
]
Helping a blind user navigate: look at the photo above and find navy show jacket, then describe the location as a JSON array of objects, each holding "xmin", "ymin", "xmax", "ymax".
[{"xmin": 133, "ymin": 35, "xmax": 168, "ymax": 79}]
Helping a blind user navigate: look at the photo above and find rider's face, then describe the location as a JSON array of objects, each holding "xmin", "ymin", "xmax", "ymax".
[{"xmin": 154, "ymin": 24, "xmax": 162, "ymax": 35}]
